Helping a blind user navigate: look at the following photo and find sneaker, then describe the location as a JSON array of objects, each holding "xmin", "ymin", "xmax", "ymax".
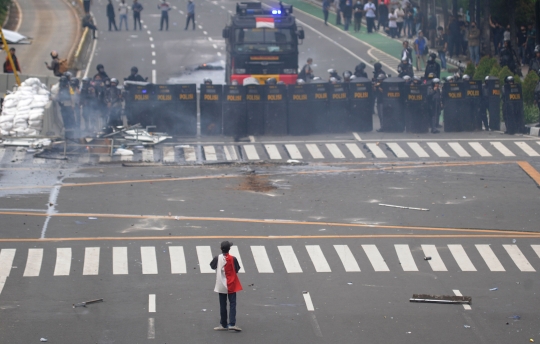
[
  {"xmin": 431, "ymin": 129, "xmax": 440, "ymax": 134},
  {"xmin": 214, "ymin": 326, "xmax": 228, "ymax": 331},
  {"xmin": 228, "ymin": 325, "xmax": 242, "ymax": 332}
]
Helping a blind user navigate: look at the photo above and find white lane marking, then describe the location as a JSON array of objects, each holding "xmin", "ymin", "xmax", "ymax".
[
  {"xmin": 305, "ymin": 245, "xmax": 331, "ymax": 272},
  {"xmin": 278, "ymin": 246, "xmax": 303, "ymax": 273},
  {"xmin": 54, "ymin": 248, "xmax": 71, "ymax": 276},
  {"xmin": 394, "ymin": 245, "xmax": 418, "ymax": 271},
  {"xmin": 179, "ymin": 10, "xmax": 184, "ymax": 14},
  {"xmin": 221, "ymin": 5, "xmax": 225, "ymax": 9},
  {"xmin": 152, "ymin": 51, "xmax": 155, "ymax": 56},
  {"xmin": 113, "ymin": 247, "xmax": 129, "ymax": 275},
  {"xmin": 386, "ymin": 142, "xmax": 409, "ymax": 158},
  {"xmin": 453, "ymin": 289, "xmax": 472, "ymax": 310},
  {"xmin": 366, "ymin": 143, "xmax": 387, "ymax": 158},
  {"xmin": 407, "ymin": 142, "xmax": 429, "ymax": 157},
  {"xmin": 448, "ymin": 142, "xmax": 471, "ymax": 157},
  {"xmin": 325, "ymin": 143, "xmax": 345, "ymax": 158},
  {"xmin": 503, "ymin": 245, "xmax": 536, "ymax": 272},
  {"xmin": 172, "ymin": 5, "xmax": 176, "ymax": 9},
  {"xmin": 303, "ymin": 292, "xmax": 315, "ymax": 311},
  {"xmin": 148, "ymin": 318, "xmax": 155, "ymax": 339},
  {"xmin": 264, "ymin": 144, "xmax": 282, "ymax": 160},
  {"xmin": 83, "ymin": 29, "xmax": 98, "ymax": 78},
  {"xmin": 203, "ymin": 146, "xmax": 217, "ymax": 161},
  {"xmin": 23, "ymin": 248, "xmax": 43, "ymax": 277},
  {"xmin": 213, "ymin": 43, "xmax": 217, "ymax": 49},
  {"xmin": 183, "ymin": 146, "xmax": 196, "ymax": 161},
  {"xmin": 515, "ymin": 142, "xmax": 540, "ymax": 156},
  {"xmin": 196, "ymin": 246, "xmax": 214, "ymax": 273},
  {"xmin": 333, "ymin": 245, "xmax": 360, "ymax": 272},
  {"xmin": 169, "ymin": 246, "xmax": 186, "ymax": 274},
  {"xmin": 147, "ymin": 30, "xmax": 151, "ymax": 34},
  {"xmin": 353, "ymin": 132, "xmax": 362, "ymax": 141},
  {"xmin": 421, "ymin": 245, "xmax": 447, "ymax": 271},
  {"xmin": 345, "ymin": 143, "xmax": 365, "ymax": 158},
  {"xmin": 427, "ymin": 142, "xmax": 450, "ymax": 157},
  {"xmin": 163, "ymin": 146, "xmax": 175, "ymax": 162},
  {"xmin": 475, "ymin": 245, "xmax": 505, "ymax": 271},
  {"xmin": 243, "ymin": 145, "xmax": 260, "ymax": 160},
  {"xmin": 198, "ymin": 25, "xmax": 203, "ymax": 29},
  {"xmin": 223, "ymin": 145, "xmax": 238, "ymax": 160},
  {"xmin": 468, "ymin": 142, "xmax": 491, "ymax": 157},
  {"xmin": 141, "ymin": 247, "xmax": 158, "ymax": 274},
  {"xmin": 217, "ymin": 52, "xmax": 221, "ymax": 56},
  {"xmin": 0, "ymin": 276, "xmax": 6, "ymax": 297},
  {"xmin": 490, "ymin": 142, "xmax": 515, "ymax": 156},
  {"xmin": 143, "ymin": 25, "xmax": 147, "ymax": 29},
  {"xmin": 149, "ymin": 37, "xmax": 153, "ymax": 41},
  {"xmin": 305, "ymin": 144, "xmax": 324, "ymax": 159},
  {"xmin": 203, "ymin": 31, "xmax": 208, "ymax": 35},
  {"xmin": 532, "ymin": 245, "xmax": 540, "ymax": 259},
  {"xmin": 151, "ymin": 43, "xmax": 155, "ymax": 48},
  {"xmin": 143, "ymin": 148, "xmax": 154, "ymax": 162},
  {"xmin": 448, "ymin": 245, "xmax": 476, "ymax": 271},
  {"xmin": 229, "ymin": 246, "xmax": 245, "ymax": 273},
  {"xmin": 362, "ymin": 245, "xmax": 389, "ymax": 271},
  {"xmin": 83, "ymin": 247, "xmax": 100, "ymax": 275},
  {"xmin": 149, "ymin": 294, "xmax": 156, "ymax": 313},
  {"xmin": 208, "ymin": 36, "xmax": 213, "ymax": 41},
  {"xmin": 285, "ymin": 144, "xmax": 303, "ymax": 159},
  {"xmin": 152, "ymin": 60, "xmax": 156, "ymax": 65},
  {"xmin": 251, "ymin": 246, "xmax": 273, "ymax": 273}
]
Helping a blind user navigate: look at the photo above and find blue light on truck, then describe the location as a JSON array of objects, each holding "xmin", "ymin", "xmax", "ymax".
[{"xmin": 271, "ymin": 9, "xmax": 281, "ymax": 14}]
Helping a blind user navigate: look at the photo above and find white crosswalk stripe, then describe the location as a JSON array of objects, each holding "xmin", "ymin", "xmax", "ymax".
[
  {"xmin": 427, "ymin": 142, "xmax": 450, "ymax": 157},
  {"xmin": 54, "ymin": 248, "xmax": 72, "ymax": 276},
  {"xmin": 264, "ymin": 145, "xmax": 282, "ymax": 160},
  {"xmin": 285, "ymin": 144, "xmax": 303, "ymax": 159},
  {"xmin": 83, "ymin": 247, "xmax": 100, "ymax": 275},
  {"xmin": 421, "ymin": 245, "xmax": 447, "ymax": 271},
  {"xmin": 468, "ymin": 142, "xmax": 491, "ymax": 157},
  {"xmin": 345, "ymin": 143, "xmax": 365, "ymax": 158},
  {"xmin": 334, "ymin": 245, "xmax": 360, "ymax": 272},
  {"xmin": 366, "ymin": 143, "xmax": 387, "ymax": 158},
  {"xmin": 395, "ymin": 244, "xmax": 418, "ymax": 271},
  {"xmin": 169, "ymin": 246, "xmax": 186, "ymax": 274},
  {"xmin": 141, "ymin": 247, "xmax": 158, "ymax": 274},
  {"xmin": 325, "ymin": 144, "xmax": 345, "ymax": 159},
  {"xmin": 448, "ymin": 244, "xmax": 476, "ymax": 271},
  {"xmin": 243, "ymin": 145, "xmax": 260, "ymax": 160},
  {"xmin": 476, "ymin": 244, "xmax": 505, "ymax": 271},
  {"xmin": 251, "ymin": 246, "xmax": 274, "ymax": 273},
  {"xmin": 407, "ymin": 142, "xmax": 429, "ymax": 158},
  {"xmin": 0, "ymin": 249, "xmax": 16, "ymax": 277},
  {"xmin": 142, "ymin": 149, "xmax": 154, "ymax": 162},
  {"xmin": 229, "ymin": 246, "xmax": 245, "ymax": 273},
  {"xmin": 515, "ymin": 142, "xmax": 540, "ymax": 156},
  {"xmin": 362, "ymin": 245, "xmax": 389, "ymax": 271},
  {"xmin": 23, "ymin": 248, "xmax": 43, "ymax": 277},
  {"xmin": 223, "ymin": 145, "xmax": 238, "ymax": 161},
  {"xmin": 113, "ymin": 247, "xmax": 129, "ymax": 275},
  {"xmin": 162, "ymin": 146, "xmax": 175, "ymax": 163},
  {"xmin": 503, "ymin": 245, "xmax": 536, "ymax": 272},
  {"xmin": 278, "ymin": 246, "xmax": 302, "ymax": 273},
  {"xmin": 183, "ymin": 146, "xmax": 197, "ymax": 162},
  {"xmin": 203, "ymin": 146, "xmax": 217, "ymax": 161},
  {"xmin": 448, "ymin": 142, "xmax": 471, "ymax": 157},
  {"xmin": 196, "ymin": 246, "xmax": 214, "ymax": 273},
  {"xmin": 490, "ymin": 142, "xmax": 515, "ymax": 156},
  {"xmin": 531, "ymin": 245, "xmax": 540, "ymax": 260},
  {"xmin": 305, "ymin": 144, "xmax": 324, "ymax": 159},
  {"xmin": 387, "ymin": 143, "xmax": 409, "ymax": 158},
  {"xmin": 306, "ymin": 245, "xmax": 331, "ymax": 272}
]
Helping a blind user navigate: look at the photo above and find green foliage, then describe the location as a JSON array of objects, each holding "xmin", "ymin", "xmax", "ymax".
[
  {"xmin": 524, "ymin": 104, "xmax": 539, "ymax": 124},
  {"xmin": 0, "ymin": 0, "xmax": 11, "ymax": 14},
  {"xmin": 473, "ymin": 56, "xmax": 496, "ymax": 80},
  {"xmin": 498, "ymin": 66, "xmax": 514, "ymax": 83},
  {"xmin": 513, "ymin": 74, "xmax": 522, "ymax": 85},
  {"xmin": 523, "ymin": 71, "xmax": 539, "ymax": 105},
  {"xmin": 464, "ymin": 62, "xmax": 475, "ymax": 77},
  {"xmin": 491, "ymin": 0, "xmax": 535, "ymax": 26},
  {"xmin": 489, "ymin": 63, "xmax": 501, "ymax": 77}
]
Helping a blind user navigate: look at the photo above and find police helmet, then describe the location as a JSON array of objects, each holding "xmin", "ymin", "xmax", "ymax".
[
  {"xmin": 350, "ymin": 75, "xmax": 356, "ymax": 80},
  {"xmin": 505, "ymin": 75, "xmax": 514, "ymax": 83},
  {"xmin": 432, "ymin": 78, "xmax": 440, "ymax": 84},
  {"xmin": 312, "ymin": 76, "xmax": 322, "ymax": 81},
  {"xmin": 485, "ymin": 76, "xmax": 490, "ymax": 81},
  {"xmin": 131, "ymin": 66, "xmax": 139, "ymax": 73},
  {"xmin": 104, "ymin": 79, "xmax": 111, "ymax": 87},
  {"xmin": 97, "ymin": 64, "xmax": 104, "ymax": 70},
  {"xmin": 427, "ymin": 73, "xmax": 435, "ymax": 79},
  {"xmin": 343, "ymin": 71, "xmax": 352, "ymax": 79},
  {"xmin": 356, "ymin": 62, "xmax": 366, "ymax": 71},
  {"xmin": 70, "ymin": 78, "xmax": 80, "ymax": 87},
  {"xmin": 277, "ymin": 81, "xmax": 285, "ymax": 85},
  {"xmin": 403, "ymin": 75, "xmax": 411, "ymax": 81},
  {"xmin": 535, "ymin": 45, "xmax": 540, "ymax": 53},
  {"xmin": 327, "ymin": 68, "xmax": 336, "ymax": 74},
  {"xmin": 413, "ymin": 76, "xmax": 421, "ymax": 81},
  {"xmin": 374, "ymin": 62, "xmax": 382, "ymax": 70},
  {"xmin": 203, "ymin": 77, "xmax": 212, "ymax": 85},
  {"xmin": 110, "ymin": 78, "xmax": 119, "ymax": 85},
  {"xmin": 429, "ymin": 53, "xmax": 437, "ymax": 60},
  {"xmin": 266, "ymin": 77, "xmax": 277, "ymax": 85},
  {"xmin": 377, "ymin": 73, "xmax": 386, "ymax": 81},
  {"xmin": 82, "ymin": 77, "xmax": 91, "ymax": 84},
  {"xmin": 297, "ymin": 78, "xmax": 305, "ymax": 84},
  {"xmin": 462, "ymin": 74, "xmax": 470, "ymax": 80},
  {"xmin": 64, "ymin": 71, "xmax": 72, "ymax": 79},
  {"xmin": 329, "ymin": 77, "xmax": 337, "ymax": 83},
  {"xmin": 446, "ymin": 76, "xmax": 454, "ymax": 82}
]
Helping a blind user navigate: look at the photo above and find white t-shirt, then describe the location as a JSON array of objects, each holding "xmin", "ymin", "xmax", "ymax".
[
  {"xmin": 388, "ymin": 13, "xmax": 397, "ymax": 28},
  {"xmin": 394, "ymin": 8, "xmax": 404, "ymax": 23},
  {"xmin": 364, "ymin": 2, "xmax": 376, "ymax": 17},
  {"xmin": 118, "ymin": 3, "xmax": 129, "ymax": 15}
]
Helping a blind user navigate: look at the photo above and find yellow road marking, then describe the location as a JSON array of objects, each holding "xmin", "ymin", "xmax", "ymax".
[{"xmin": 518, "ymin": 161, "xmax": 540, "ymax": 187}]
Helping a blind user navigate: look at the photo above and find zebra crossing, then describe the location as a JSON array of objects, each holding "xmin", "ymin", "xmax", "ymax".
[
  {"xmin": 2, "ymin": 243, "xmax": 540, "ymax": 277},
  {"xmin": 0, "ymin": 140, "xmax": 539, "ymax": 165}
]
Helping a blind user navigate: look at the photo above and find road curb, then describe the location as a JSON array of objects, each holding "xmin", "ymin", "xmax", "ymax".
[{"xmin": 529, "ymin": 126, "xmax": 540, "ymax": 136}]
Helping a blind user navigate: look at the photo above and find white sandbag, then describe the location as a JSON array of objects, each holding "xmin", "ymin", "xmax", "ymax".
[
  {"xmin": 14, "ymin": 112, "xmax": 30, "ymax": 120},
  {"xmin": 114, "ymin": 148, "xmax": 134, "ymax": 156},
  {"xmin": 0, "ymin": 122, "xmax": 13, "ymax": 130},
  {"xmin": 34, "ymin": 95, "xmax": 50, "ymax": 101},
  {"xmin": 4, "ymin": 93, "xmax": 17, "ymax": 101},
  {"xmin": 30, "ymin": 101, "xmax": 48, "ymax": 109},
  {"xmin": 24, "ymin": 128, "xmax": 39, "ymax": 136},
  {"xmin": 17, "ymin": 98, "xmax": 33, "ymax": 107},
  {"xmin": 28, "ymin": 120, "xmax": 42, "ymax": 128},
  {"xmin": 3, "ymin": 99, "xmax": 18, "ymax": 108},
  {"xmin": 0, "ymin": 114, "xmax": 14, "ymax": 123},
  {"xmin": 16, "ymin": 106, "xmax": 31, "ymax": 113},
  {"xmin": 3, "ymin": 107, "xmax": 17, "ymax": 114},
  {"xmin": 0, "ymin": 129, "xmax": 9, "ymax": 136},
  {"xmin": 29, "ymin": 112, "xmax": 44, "ymax": 121}
]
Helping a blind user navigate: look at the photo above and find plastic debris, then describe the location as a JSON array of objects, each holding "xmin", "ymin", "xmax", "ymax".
[
  {"xmin": 509, "ymin": 315, "xmax": 521, "ymax": 320},
  {"xmin": 378, "ymin": 203, "xmax": 429, "ymax": 211},
  {"xmin": 512, "ymin": 239, "xmax": 516, "ymax": 243},
  {"xmin": 347, "ymin": 282, "xmax": 353, "ymax": 285},
  {"xmin": 202, "ymin": 309, "xmax": 207, "ymax": 312},
  {"xmin": 424, "ymin": 256, "xmax": 432, "ymax": 260},
  {"xmin": 88, "ymin": 217, "xmax": 98, "ymax": 220},
  {"xmin": 530, "ymin": 339, "xmax": 534, "ymax": 343},
  {"xmin": 463, "ymin": 325, "xmax": 470, "ymax": 329},
  {"xmin": 489, "ymin": 288, "xmax": 498, "ymax": 291},
  {"xmin": 40, "ymin": 339, "xmax": 48, "ymax": 342},
  {"xmin": 287, "ymin": 159, "xmax": 301, "ymax": 164},
  {"xmin": 73, "ymin": 298, "xmax": 104, "ymax": 308}
]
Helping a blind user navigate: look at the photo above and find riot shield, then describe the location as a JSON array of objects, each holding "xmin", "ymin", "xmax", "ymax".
[
  {"xmin": 125, "ymin": 83, "xmax": 153, "ymax": 127},
  {"xmin": 486, "ymin": 78, "xmax": 501, "ymax": 131},
  {"xmin": 404, "ymin": 83, "xmax": 429, "ymax": 133},
  {"xmin": 222, "ymin": 85, "xmax": 247, "ymax": 137},
  {"xmin": 310, "ymin": 82, "xmax": 329, "ymax": 134},
  {"xmin": 245, "ymin": 84, "xmax": 265, "ymax": 136},
  {"xmin": 200, "ymin": 84, "xmax": 223, "ymax": 135},
  {"xmin": 287, "ymin": 83, "xmax": 312, "ymax": 135},
  {"xmin": 348, "ymin": 78, "xmax": 373, "ymax": 132},
  {"xmin": 174, "ymin": 84, "xmax": 197, "ymax": 136},
  {"xmin": 264, "ymin": 84, "xmax": 287, "ymax": 135},
  {"xmin": 381, "ymin": 77, "xmax": 405, "ymax": 132},
  {"xmin": 442, "ymin": 81, "xmax": 463, "ymax": 132},
  {"xmin": 462, "ymin": 80, "xmax": 482, "ymax": 131}
]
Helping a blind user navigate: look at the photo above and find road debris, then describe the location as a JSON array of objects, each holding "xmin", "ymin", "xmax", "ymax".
[
  {"xmin": 40, "ymin": 338, "xmax": 48, "ymax": 342},
  {"xmin": 424, "ymin": 257, "xmax": 432, "ymax": 261},
  {"xmin": 509, "ymin": 315, "xmax": 521, "ymax": 320},
  {"xmin": 88, "ymin": 217, "xmax": 97, "ymax": 220},
  {"xmin": 72, "ymin": 298, "xmax": 104, "ymax": 308},
  {"xmin": 489, "ymin": 288, "xmax": 498, "ymax": 291},
  {"xmin": 378, "ymin": 204, "xmax": 429, "ymax": 211},
  {"xmin": 463, "ymin": 325, "xmax": 470, "ymax": 328},
  {"xmin": 409, "ymin": 294, "xmax": 471, "ymax": 305}
]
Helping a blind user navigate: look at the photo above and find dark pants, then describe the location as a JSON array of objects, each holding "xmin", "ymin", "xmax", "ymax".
[
  {"xmin": 84, "ymin": 23, "xmax": 98, "ymax": 38},
  {"xmin": 335, "ymin": 10, "xmax": 341, "ymax": 25},
  {"xmin": 366, "ymin": 17, "xmax": 375, "ymax": 33},
  {"xmin": 219, "ymin": 292, "xmax": 237, "ymax": 328},
  {"xmin": 323, "ymin": 10, "xmax": 329, "ymax": 25},
  {"xmin": 354, "ymin": 16, "xmax": 362, "ymax": 32},
  {"xmin": 160, "ymin": 12, "xmax": 168, "ymax": 30},
  {"xmin": 185, "ymin": 13, "xmax": 195, "ymax": 29},
  {"xmin": 396, "ymin": 22, "xmax": 403, "ymax": 37},
  {"xmin": 343, "ymin": 16, "xmax": 351, "ymax": 31},
  {"xmin": 133, "ymin": 13, "xmax": 141, "ymax": 30},
  {"xmin": 108, "ymin": 16, "xmax": 118, "ymax": 31}
]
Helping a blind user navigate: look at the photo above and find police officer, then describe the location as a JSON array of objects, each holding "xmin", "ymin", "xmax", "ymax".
[
  {"xmin": 203, "ymin": 78, "xmax": 212, "ymax": 85},
  {"xmin": 502, "ymin": 75, "xmax": 514, "ymax": 134},
  {"xmin": 403, "ymin": 75, "xmax": 412, "ymax": 85},
  {"xmin": 328, "ymin": 69, "xmax": 341, "ymax": 81},
  {"xmin": 499, "ymin": 40, "xmax": 520, "ymax": 75},
  {"xmin": 329, "ymin": 77, "xmax": 338, "ymax": 84},
  {"xmin": 80, "ymin": 77, "xmax": 99, "ymax": 131},
  {"xmin": 412, "ymin": 76, "xmax": 422, "ymax": 85},
  {"xmin": 126, "ymin": 66, "xmax": 146, "ymax": 82},
  {"xmin": 266, "ymin": 77, "xmax": 277, "ymax": 85},
  {"xmin": 56, "ymin": 76, "xmax": 75, "ymax": 130},
  {"xmin": 372, "ymin": 62, "xmax": 386, "ymax": 81},
  {"xmin": 462, "ymin": 74, "xmax": 470, "ymax": 81},
  {"xmin": 296, "ymin": 78, "xmax": 306, "ymax": 85},
  {"xmin": 424, "ymin": 53, "xmax": 441, "ymax": 79},
  {"xmin": 354, "ymin": 62, "xmax": 368, "ymax": 78},
  {"xmin": 70, "ymin": 78, "xmax": 81, "ymax": 130},
  {"xmin": 528, "ymin": 46, "xmax": 540, "ymax": 76},
  {"xmin": 298, "ymin": 58, "xmax": 314, "ymax": 82},
  {"xmin": 479, "ymin": 76, "xmax": 491, "ymax": 131},
  {"xmin": 93, "ymin": 64, "xmax": 109, "ymax": 81},
  {"xmin": 343, "ymin": 71, "xmax": 353, "ymax": 82},
  {"xmin": 397, "ymin": 57, "xmax": 414, "ymax": 78},
  {"xmin": 427, "ymin": 78, "xmax": 442, "ymax": 133},
  {"xmin": 374, "ymin": 73, "xmax": 386, "ymax": 132},
  {"xmin": 105, "ymin": 77, "xmax": 124, "ymax": 128}
]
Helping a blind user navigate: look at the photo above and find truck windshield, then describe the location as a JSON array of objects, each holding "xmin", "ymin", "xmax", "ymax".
[{"xmin": 234, "ymin": 28, "xmax": 294, "ymax": 53}]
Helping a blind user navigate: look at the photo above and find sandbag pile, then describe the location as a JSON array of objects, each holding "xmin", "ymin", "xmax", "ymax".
[{"xmin": 0, "ymin": 78, "xmax": 51, "ymax": 137}]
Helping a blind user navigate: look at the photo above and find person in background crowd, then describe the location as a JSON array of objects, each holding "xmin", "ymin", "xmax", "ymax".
[
  {"xmin": 364, "ymin": 0, "xmax": 376, "ymax": 33},
  {"xmin": 394, "ymin": 3, "xmax": 404, "ymax": 38},
  {"xmin": 82, "ymin": 14, "xmax": 98, "ymax": 39},
  {"xmin": 414, "ymin": 7, "xmax": 423, "ymax": 35},
  {"xmin": 125, "ymin": 66, "xmax": 146, "ymax": 81},
  {"xmin": 435, "ymin": 26, "xmax": 447, "ymax": 71},
  {"xmin": 461, "ymin": 21, "xmax": 469, "ymax": 57},
  {"xmin": 404, "ymin": 3, "xmax": 413, "ymax": 38},
  {"xmin": 83, "ymin": 0, "xmax": 92, "ymax": 13},
  {"xmin": 499, "ymin": 39, "xmax": 520, "ymax": 75},
  {"xmin": 414, "ymin": 30, "xmax": 427, "ymax": 71},
  {"xmin": 489, "ymin": 16, "xmax": 504, "ymax": 55},
  {"xmin": 503, "ymin": 24, "xmax": 511, "ymax": 42},
  {"xmin": 424, "ymin": 53, "xmax": 440, "ymax": 79},
  {"xmin": 107, "ymin": 0, "xmax": 118, "ymax": 31},
  {"xmin": 335, "ymin": 0, "xmax": 343, "ymax": 26},
  {"xmin": 526, "ymin": 23, "xmax": 537, "ymax": 63},
  {"xmin": 45, "ymin": 50, "xmax": 62, "ymax": 77},
  {"xmin": 118, "ymin": 0, "xmax": 129, "ymax": 30},
  {"xmin": 298, "ymin": 58, "xmax": 314, "ymax": 82},
  {"xmin": 354, "ymin": 62, "xmax": 368, "ymax": 78},
  {"xmin": 342, "ymin": 0, "xmax": 352, "ymax": 31},
  {"xmin": 132, "ymin": 0, "xmax": 143, "ymax": 30},
  {"xmin": 397, "ymin": 57, "xmax": 414, "ymax": 78},
  {"xmin": 517, "ymin": 25, "xmax": 528, "ymax": 65},
  {"xmin": 158, "ymin": 0, "xmax": 171, "ymax": 31},
  {"xmin": 401, "ymin": 40, "xmax": 413, "ymax": 64},
  {"xmin": 377, "ymin": 2, "xmax": 388, "ymax": 32},
  {"xmin": 353, "ymin": 0, "xmax": 363, "ymax": 33},
  {"xmin": 528, "ymin": 45, "xmax": 540, "ymax": 77},
  {"xmin": 185, "ymin": 0, "xmax": 195, "ymax": 30},
  {"xmin": 448, "ymin": 16, "xmax": 461, "ymax": 58},
  {"xmin": 388, "ymin": 9, "xmax": 397, "ymax": 38},
  {"xmin": 3, "ymin": 48, "xmax": 21, "ymax": 73},
  {"xmin": 468, "ymin": 21, "xmax": 480, "ymax": 66},
  {"xmin": 322, "ymin": 0, "xmax": 330, "ymax": 26}
]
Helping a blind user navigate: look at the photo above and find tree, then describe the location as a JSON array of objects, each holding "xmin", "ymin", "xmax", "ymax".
[
  {"xmin": 498, "ymin": 65, "xmax": 514, "ymax": 83},
  {"xmin": 473, "ymin": 56, "xmax": 496, "ymax": 80},
  {"xmin": 464, "ymin": 62, "xmax": 476, "ymax": 76},
  {"xmin": 489, "ymin": 63, "xmax": 501, "ymax": 77},
  {"xmin": 522, "ymin": 71, "xmax": 538, "ymax": 105}
]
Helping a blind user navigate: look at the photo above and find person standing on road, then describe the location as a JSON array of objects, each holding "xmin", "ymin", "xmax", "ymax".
[
  {"xmin": 401, "ymin": 40, "xmax": 413, "ymax": 65},
  {"xmin": 125, "ymin": 66, "xmax": 146, "ymax": 81},
  {"xmin": 3, "ymin": 48, "xmax": 21, "ymax": 73},
  {"xmin": 107, "ymin": 0, "xmax": 118, "ymax": 31},
  {"xmin": 468, "ymin": 21, "xmax": 480, "ymax": 66},
  {"xmin": 424, "ymin": 53, "xmax": 440, "ymax": 79},
  {"xmin": 83, "ymin": 0, "xmax": 92, "ymax": 13},
  {"xmin": 118, "ymin": 0, "xmax": 129, "ymax": 30},
  {"xmin": 435, "ymin": 26, "xmax": 447, "ymax": 71},
  {"xmin": 376, "ymin": 2, "xmax": 388, "ymax": 32},
  {"xmin": 414, "ymin": 30, "xmax": 427, "ymax": 71},
  {"xmin": 298, "ymin": 58, "xmax": 314, "ymax": 82},
  {"xmin": 353, "ymin": 0, "xmax": 363, "ymax": 33},
  {"xmin": 82, "ymin": 14, "xmax": 98, "ymax": 39},
  {"xmin": 394, "ymin": 4, "xmax": 404, "ymax": 38},
  {"xmin": 322, "ymin": 0, "xmax": 330, "ymax": 26},
  {"xmin": 158, "ymin": 0, "xmax": 171, "ymax": 31},
  {"xmin": 388, "ymin": 10, "xmax": 397, "ymax": 38},
  {"xmin": 210, "ymin": 241, "xmax": 242, "ymax": 332},
  {"xmin": 334, "ymin": 0, "xmax": 342, "ymax": 26},
  {"xmin": 342, "ymin": 0, "xmax": 352, "ymax": 31},
  {"xmin": 364, "ymin": 0, "xmax": 376, "ymax": 33},
  {"xmin": 427, "ymin": 78, "xmax": 441, "ymax": 133},
  {"xmin": 132, "ymin": 0, "xmax": 143, "ymax": 30},
  {"xmin": 45, "ymin": 51, "xmax": 62, "ymax": 77},
  {"xmin": 185, "ymin": 0, "xmax": 195, "ymax": 30}
]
